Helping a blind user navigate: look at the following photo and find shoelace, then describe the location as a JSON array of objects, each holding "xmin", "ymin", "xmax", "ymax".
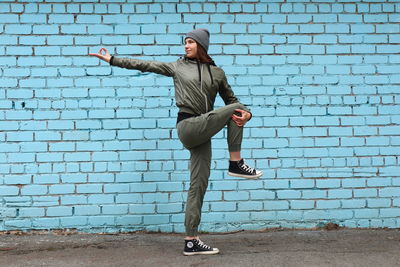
[
  {"xmin": 196, "ymin": 239, "xmax": 211, "ymax": 250},
  {"xmin": 239, "ymin": 162, "xmax": 256, "ymax": 174}
]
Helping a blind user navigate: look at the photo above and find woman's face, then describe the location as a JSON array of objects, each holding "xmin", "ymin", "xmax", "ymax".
[{"xmin": 185, "ymin": 38, "xmax": 197, "ymax": 58}]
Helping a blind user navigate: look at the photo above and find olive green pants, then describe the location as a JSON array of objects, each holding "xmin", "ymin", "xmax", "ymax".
[{"xmin": 177, "ymin": 103, "xmax": 245, "ymax": 236}]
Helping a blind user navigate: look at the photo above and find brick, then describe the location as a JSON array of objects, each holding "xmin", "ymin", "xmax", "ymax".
[
  {"xmin": 74, "ymin": 205, "xmax": 101, "ymax": 216},
  {"xmin": 88, "ymin": 194, "xmax": 114, "ymax": 204},
  {"xmin": 116, "ymin": 215, "xmax": 142, "ymax": 226},
  {"xmin": 101, "ymin": 204, "xmax": 128, "ymax": 215},
  {"xmin": 263, "ymin": 200, "xmax": 289, "ymax": 210},
  {"xmin": 143, "ymin": 194, "xmax": 173, "ymax": 213},
  {"xmin": 316, "ymin": 200, "xmax": 341, "ymax": 209},
  {"xmin": 92, "ymin": 152, "xmax": 118, "ymax": 162},
  {"xmin": 364, "ymin": 14, "xmax": 388, "ymax": 23},
  {"xmin": 238, "ymin": 201, "xmax": 263, "ymax": 211},
  {"xmin": 49, "ymin": 14, "xmax": 74, "ymax": 23},
  {"xmin": 224, "ymin": 191, "xmax": 249, "ymax": 201},
  {"xmin": 290, "ymin": 200, "xmax": 314, "ymax": 209},
  {"xmin": 21, "ymin": 185, "xmax": 47, "ymax": 196},
  {"xmin": 88, "ymin": 216, "xmax": 115, "ymax": 227},
  {"xmin": 32, "ymin": 218, "xmax": 60, "ymax": 228},
  {"xmin": 0, "ymin": 186, "xmax": 19, "ymax": 196},
  {"xmin": 290, "ymin": 138, "xmax": 313, "ymax": 148},
  {"xmin": 302, "ymin": 107, "xmax": 326, "ymax": 116},
  {"xmin": 265, "ymin": 180, "xmax": 289, "ymax": 189},
  {"xmin": 342, "ymin": 178, "xmax": 366, "ymax": 188},
  {"xmin": 354, "ymin": 209, "xmax": 379, "ymax": 219},
  {"xmin": 291, "ymin": 179, "xmax": 315, "ymax": 189},
  {"xmin": 328, "ymin": 189, "xmax": 352, "ymax": 199},
  {"xmin": 368, "ymin": 199, "xmax": 391, "ymax": 208},
  {"xmin": 33, "ymin": 174, "xmax": 59, "ymax": 184},
  {"xmin": 277, "ymin": 190, "xmax": 301, "ymax": 199},
  {"xmin": 315, "ymin": 138, "xmax": 339, "ymax": 147},
  {"xmin": 5, "ymin": 24, "xmax": 32, "ymax": 34},
  {"xmin": 341, "ymin": 199, "xmax": 366, "ymax": 209},
  {"xmin": 156, "ymin": 203, "xmax": 183, "ymax": 213},
  {"xmin": 47, "ymin": 206, "xmax": 73, "ymax": 217},
  {"xmin": 302, "ymin": 127, "xmax": 328, "ymax": 137},
  {"xmin": 59, "ymin": 216, "xmax": 87, "ymax": 228},
  {"xmin": 4, "ymin": 175, "xmax": 32, "ymax": 184},
  {"xmin": 4, "ymin": 219, "xmax": 32, "ymax": 228},
  {"xmin": 19, "ymin": 36, "xmax": 46, "ymax": 46},
  {"xmin": 143, "ymin": 214, "xmax": 169, "ymax": 225},
  {"xmin": 277, "ymin": 148, "xmax": 302, "ymax": 158},
  {"xmin": 49, "ymin": 184, "xmax": 74, "ymax": 194},
  {"xmin": 379, "ymin": 187, "xmax": 400, "ymax": 197},
  {"xmin": 33, "ymin": 25, "xmax": 59, "ymax": 35},
  {"xmin": 380, "ymin": 208, "xmax": 400, "ymax": 218},
  {"xmin": 300, "ymin": 65, "xmax": 324, "ymax": 75},
  {"xmin": 328, "ymin": 210, "xmax": 353, "ymax": 220},
  {"xmin": 60, "ymin": 173, "xmax": 87, "ymax": 184},
  {"xmin": 211, "ymin": 202, "xmax": 236, "ymax": 212}
]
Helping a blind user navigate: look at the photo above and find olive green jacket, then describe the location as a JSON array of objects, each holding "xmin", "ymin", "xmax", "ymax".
[{"xmin": 110, "ymin": 56, "xmax": 251, "ymax": 117}]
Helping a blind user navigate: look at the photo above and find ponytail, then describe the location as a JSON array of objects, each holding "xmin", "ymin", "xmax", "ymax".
[{"xmin": 196, "ymin": 42, "xmax": 214, "ymax": 64}]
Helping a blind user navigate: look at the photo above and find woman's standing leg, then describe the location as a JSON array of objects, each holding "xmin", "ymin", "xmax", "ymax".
[
  {"xmin": 183, "ymin": 140, "xmax": 220, "ymax": 255},
  {"xmin": 185, "ymin": 140, "xmax": 211, "ymax": 237}
]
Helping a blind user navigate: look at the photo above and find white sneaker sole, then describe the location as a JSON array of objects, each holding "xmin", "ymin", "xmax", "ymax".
[
  {"xmin": 228, "ymin": 171, "xmax": 263, "ymax": 179},
  {"xmin": 183, "ymin": 248, "xmax": 220, "ymax": 256}
]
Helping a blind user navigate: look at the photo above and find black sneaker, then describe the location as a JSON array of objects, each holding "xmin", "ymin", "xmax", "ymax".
[
  {"xmin": 228, "ymin": 159, "xmax": 263, "ymax": 179},
  {"xmin": 183, "ymin": 239, "xmax": 219, "ymax": 256}
]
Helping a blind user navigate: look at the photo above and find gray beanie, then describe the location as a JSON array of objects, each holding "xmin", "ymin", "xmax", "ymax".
[{"xmin": 185, "ymin": 28, "xmax": 210, "ymax": 52}]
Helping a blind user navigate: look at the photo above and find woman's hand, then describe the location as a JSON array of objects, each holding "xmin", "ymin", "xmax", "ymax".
[
  {"xmin": 88, "ymin": 48, "xmax": 112, "ymax": 63},
  {"xmin": 231, "ymin": 109, "xmax": 251, "ymax": 127}
]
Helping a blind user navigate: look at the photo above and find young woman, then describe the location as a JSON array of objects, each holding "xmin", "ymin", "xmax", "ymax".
[{"xmin": 89, "ymin": 28, "xmax": 263, "ymax": 256}]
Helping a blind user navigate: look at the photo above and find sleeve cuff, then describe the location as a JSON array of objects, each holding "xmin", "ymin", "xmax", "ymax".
[{"xmin": 109, "ymin": 55, "xmax": 114, "ymax": 65}]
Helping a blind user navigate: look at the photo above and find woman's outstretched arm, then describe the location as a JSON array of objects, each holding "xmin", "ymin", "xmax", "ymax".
[{"xmin": 89, "ymin": 47, "xmax": 176, "ymax": 77}]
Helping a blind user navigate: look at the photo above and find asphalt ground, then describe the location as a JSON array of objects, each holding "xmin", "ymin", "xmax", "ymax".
[{"xmin": 0, "ymin": 228, "xmax": 399, "ymax": 267}]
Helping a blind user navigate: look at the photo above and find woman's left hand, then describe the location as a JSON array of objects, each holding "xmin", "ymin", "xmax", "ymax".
[
  {"xmin": 232, "ymin": 109, "xmax": 251, "ymax": 127},
  {"xmin": 88, "ymin": 48, "xmax": 112, "ymax": 63}
]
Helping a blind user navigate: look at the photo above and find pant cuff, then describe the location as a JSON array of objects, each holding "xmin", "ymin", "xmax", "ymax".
[
  {"xmin": 228, "ymin": 144, "xmax": 241, "ymax": 152},
  {"xmin": 186, "ymin": 228, "xmax": 198, "ymax": 237}
]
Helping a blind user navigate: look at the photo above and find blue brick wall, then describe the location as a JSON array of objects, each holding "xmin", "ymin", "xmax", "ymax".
[{"xmin": 1, "ymin": 0, "xmax": 400, "ymax": 233}]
